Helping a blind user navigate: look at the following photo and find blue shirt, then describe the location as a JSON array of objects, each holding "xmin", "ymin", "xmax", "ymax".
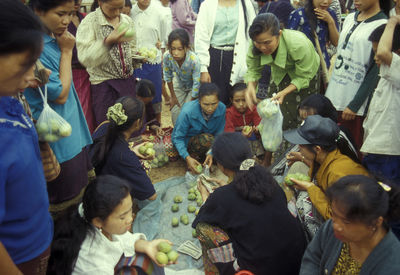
[
  {"xmin": 190, "ymin": 0, "xmax": 204, "ymax": 14},
  {"xmin": 288, "ymin": 8, "xmax": 339, "ymax": 68},
  {"xmin": 172, "ymin": 100, "xmax": 226, "ymax": 159},
  {"xmin": 0, "ymin": 97, "xmax": 53, "ymax": 264},
  {"xmin": 90, "ymin": 123, "xmax": 156, "ymax": 200},
  {"xmin": 163, "ymin": 50, "xmax": 201, "ymax": 98},
  {"xmin": 24, "ymin": 34, "xmax": 92, "ymax": 163}
]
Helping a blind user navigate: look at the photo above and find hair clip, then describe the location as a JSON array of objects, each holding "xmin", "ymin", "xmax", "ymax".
[{"xmin": 377, "ymin": 181, "xmax": 391, "ymax": 192}]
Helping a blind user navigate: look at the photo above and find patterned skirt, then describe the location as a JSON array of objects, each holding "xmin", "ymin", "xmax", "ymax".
[{"xmin": 114, "ymin": 253, "xmax": 164, "ymax": 275}]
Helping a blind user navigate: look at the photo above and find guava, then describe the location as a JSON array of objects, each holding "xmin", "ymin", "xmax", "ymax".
[
  {"xmin": 157, "ymin": 154, "xmax": 165, "ymax": 162},
  {"xmin": 196, "ymin": 198, "xmax": 203, "ymax": 206},
  {"xmin": 173, "ymin": 195, "xmax": 183, "ymax": 203},
  {"xmin": 188, "ymin": 188, "xmax": 195, "ymax": 194},
  {"xmin": 196, "ymin": 165, "xmax": 203, "ymax": 173},
  {"xmin": 192, "ymin": 229, "xmax": 198, "ymax": 238},
  {"xmin": 124, "ymin": 29, "xmax": 134, "ymax": 38},
  {"xmin": 167, "ymin": 250, "xmax": 179, "ymax": 262},
  {"xmin": 171, "ymin": 217, "xmax": 179, "ymax": 227},
  {"xmin": 188, "ymin": 193, "xmax": 196, "ymax": 201},
  {"xmin": 117, "ymin": 22, "xmax": 129, "ymax": 33},
  {"xmin": 243, "ymin": 125, "xmax": 252, "ymax": 135},
  {"xmin": 148, "ymin": 135, "xmax": 155, "ymax": 141},
  {"xmin": 195, "ymin": 209, "xmax": 199, "ymax": 215},
  {"xmin": 49, "ymin": 119, "xmax": 59, "ymax": 133},
  {"xmin": 155, "ymin": 252, "xmax": 169, "ymax": 265},
  {"xmin": 139, "ymin": 146, "xmax": 147, "ymax": 155},
  {"xmin": 171, "ymin": 204, "xmax": 179, "ymax": 212},
  {"xmin": 163, "ymin": 155, "xmax": 169, "ymax": 162},
  {"xmin": 35, "ymin": 123, "xmax": 49, "ymax": 136},
  {"xmin": 187, "ymin": 205, "xmax": 196, "ymax": 213},
  {"xmin": 44, "ymin": 133, "xmax": 58, "ymax": 143},
  {"xmin": 58, "ymin": 123, "xmax": 72, "ymax": 137},
  {"xmin": 180, "ymin": 214, "xmax": 189, "ymax": 225},
  {"xmin": 146, "ymin": 148, "xmax": 155, "ymax": 157},
  {"xmin": 145, "ymin": 142, "xmax": 154, "ymax": 149},
  {"xmin": 157, "ymin": 242, "xmax": 172, "ymax": 253}
]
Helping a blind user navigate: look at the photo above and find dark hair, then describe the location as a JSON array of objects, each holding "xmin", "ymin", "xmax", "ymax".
[
  {"xmin": 91, "ymin": 0, "xmax": 99, "ymax": 11},
  {"xmin": 230, "ymin": 82, "xmax": 247, "ymax": 99},
  {"xmin": 29, "ymin": 0, "xmax": 74, "ymax": 12},
  {"xmin": 249, "ymin": 13, "xmax": 281, "ymax": 55},
  {"xmin": 91, "ymin": 96, "xmax": 144, "ymax": 173},
  {"xmin": 327, "ymin": 175, "xmax": 400, "ymax": 228},
  {"xmin": 0, "ymin": 0, "xmax": 43, "ymax": 67},
  {"xmin": 212, "ymin": 132, "xmax": 278, "ymax": 203},
  {"xmin": 168, "ymin": 28, "xmax": 190, "ymax": 49},
  {"xmin": 379, "ymin": 0, "xmax": 391, "ymax": 17},
  {"xmin": 125, "ymin": 0, "xmax": 132, "ymax": 8},
  {"xmin": 369, "ymin": 24, "xmax": 400, "ymax": 52},
  {"xmin": 136, "ymin": 79, "xmax": 156, "ymax": 98},
  {"xmin": 304, "ymin": 0, "xmax": 319, "ymax": 34},
  {"xmin": 298, "ymin": 94, "xmax": 338, "ymax": 123},
  {"xmin": 198, "ymin": 83, "xmax": 220, "ymax": 100},
  {"xmin": 48, "ymin": 175, "xmax": 131, "ymax": 275}
]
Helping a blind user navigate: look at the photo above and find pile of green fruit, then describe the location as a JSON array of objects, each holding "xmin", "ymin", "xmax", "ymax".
[
  {"xmin": 284, "ymin": 173, "xmax": 311, "ymax": 186},
  {"xmin": 171, "ymin": 188, "xmax": 202, "ymax": 235},
  {"xmin": 151, "ymin": 153, "xmax": 169, "ymax": 168},
  {"xmin": 188, "ymin": 187, "xmax": 203, "ymax": 207},
  {"xmin": 35, "ymin": 119, "xmax": 72, "ymax": 143},
  {"xmin": 155, "ymin": 242, "xmax": 179, "ymax": 265},
  {"xmin": 139, "ymin": 142, "xmax": 156, "ymax": 157}
]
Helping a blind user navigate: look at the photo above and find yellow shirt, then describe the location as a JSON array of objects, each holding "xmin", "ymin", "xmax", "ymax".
[{"xmin": 307, "ymin": 149, "xmax": 369, "ymax": 219}]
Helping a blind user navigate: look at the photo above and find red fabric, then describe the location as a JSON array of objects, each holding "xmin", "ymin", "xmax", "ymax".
[
  {"xmin": 72, "ymin": 68, "xmax": 95, "ymax": 133},
  {"xmin": 224, "ymin": 106, "xmax": 261, "ymax": 132},
  {"xmin": 337, "ymin": 111, "xmax": 365, "ymax": 151}
]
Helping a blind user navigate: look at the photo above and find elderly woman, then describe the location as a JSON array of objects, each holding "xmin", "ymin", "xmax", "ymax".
[
  {"xmin": 172, "ymin": 83, "xmax": 225, "ymax": 174},
  {"xmin": 300, "ymin": 175, "xmax": 400, "ymax": 274}
]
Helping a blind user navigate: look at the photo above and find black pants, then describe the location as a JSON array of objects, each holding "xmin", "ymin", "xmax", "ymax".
[{"xmin": 208, "ymin": 47, "xmax": 234, "ymax": 105}]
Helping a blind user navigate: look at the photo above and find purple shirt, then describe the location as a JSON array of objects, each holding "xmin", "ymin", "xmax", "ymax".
[{"xmin": 170, "ymin": 0, "xmax": 197, "ymax": 44}]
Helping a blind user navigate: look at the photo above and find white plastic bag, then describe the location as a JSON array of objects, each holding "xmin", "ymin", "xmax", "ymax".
[
  {"xmin": 150, "ymin": 138, "xmax": 169, "ymax": 168},
  {"xmin": 257, "ymin": 97, "xmax": 283, "ymax": 152},
  {"xmin": 35, "ymin": 86, "xmax": 72, "ymax": 143}
]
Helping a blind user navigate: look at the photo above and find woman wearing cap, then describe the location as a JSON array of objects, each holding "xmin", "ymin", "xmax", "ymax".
[
  {"xmin": 300, "ymin": 175, "xmax": 400, "ymax": 274},
  {"xmin": 193, "ymin": 132, "xmax": 307, "ymax": 275},
  {"xmin": 283, "ymin": 115, "xmax": 369, "ymax": 221}
]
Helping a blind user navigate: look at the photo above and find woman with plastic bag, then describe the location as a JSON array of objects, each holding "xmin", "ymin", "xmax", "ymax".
[
  {"xmin": 0, "ymin": 1, "xmax": 53, "ymax": 273},
  {"xmin": 283, "ymin": 115, "xmax": 369, "ymax": 238},
  {"xmin": 89, "ymin": 97, "xmax": 157, "ymax": 202},
  {"xmin": 244, "ymin": 13, "xmax": 320, "ymax": 164},
  {"xmin": 24, "ymin": 0, "xmax": 92, "ymax": 219}
]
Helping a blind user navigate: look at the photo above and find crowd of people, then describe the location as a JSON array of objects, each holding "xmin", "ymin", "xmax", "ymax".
[{"xmin": 1, "ymin": 0, "xmax": 400, "ymax": 274}]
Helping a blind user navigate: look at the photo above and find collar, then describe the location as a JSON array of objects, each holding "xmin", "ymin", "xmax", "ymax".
[
  {"xmin": 190, "ymin": 100, "xmax": 225, "ymax": 120},
  {"xmin": 261, "ymin": 30, "xmax": 287, "ymax": 69},
  {"xmin": 43, "ymin": 33, "xmax": 56, "ymax": 44},
  {"xmin": 133, "ymin": 3, "xmax": 154, "ymax": 14},
  {"xmin": 354, "ymin": 10, "xmax": 387, "ymax": 23}
]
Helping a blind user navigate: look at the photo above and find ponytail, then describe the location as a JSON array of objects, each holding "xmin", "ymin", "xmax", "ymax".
[{"xmin": 234, "ymin": 165, "xmax": 278, "ymax": 204}]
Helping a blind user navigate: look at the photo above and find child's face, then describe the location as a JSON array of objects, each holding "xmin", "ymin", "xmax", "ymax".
[
  {"xmin": 121, "ymin": 6, "xmax": 131, "ymax": 15},
  {"xmin": 100, "ymin": 194, "xmax": 134, "ymax": 237},
  {"xmin": 170, "ymin": 39, "xmax": 187, "ymax": 63},
  {"xmin": 312, "ymin": 0, "xmax": 332, "ymax": 10},
  {"xmin": 231, "ymin": 90, "xmax": 247, "ymax": 113}
]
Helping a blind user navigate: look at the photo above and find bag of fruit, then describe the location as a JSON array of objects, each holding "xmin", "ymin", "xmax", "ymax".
[
  {"xmin": 162, "ymin": 127, "xmax": 179, "ymax": 162},
  {"xmin": 257, "ymin": 98, "xmax": 283, "ymax": 152},
  {"xmin": 150, "ymin": 138, "xmax": 169, "ymax": 168},
  {"xmin": 35, "ymin": 86, "xmax": 72, "ymax": 143}
]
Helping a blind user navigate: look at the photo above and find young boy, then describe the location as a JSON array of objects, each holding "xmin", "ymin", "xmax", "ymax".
[{"xmin": 362, "ymin": 16, "xmax": 400, "ymax": 187}]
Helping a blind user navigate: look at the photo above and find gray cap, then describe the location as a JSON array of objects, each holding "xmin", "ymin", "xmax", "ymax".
[{"xmin": 283, "ymin": 115, "xmax": 340, "ymax": 146}]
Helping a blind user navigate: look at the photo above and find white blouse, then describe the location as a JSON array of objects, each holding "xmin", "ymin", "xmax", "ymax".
[{"xmin": 72, "ymin": 228, "xmax": 146, "ymax": 275}]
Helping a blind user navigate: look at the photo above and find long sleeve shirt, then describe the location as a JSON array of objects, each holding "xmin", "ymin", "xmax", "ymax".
[
  {"xmin": 245, "ymin": 29, "xmax": 320, "ymax": 91},
  {"xmin": 170, "ymin": 0, "xmax": 197, "ymax": 44}
]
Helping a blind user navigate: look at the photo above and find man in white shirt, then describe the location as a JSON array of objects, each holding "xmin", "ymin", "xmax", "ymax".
[{"xmin": 131, "ymin": 0, "xmax": 167, "ymax": 122}]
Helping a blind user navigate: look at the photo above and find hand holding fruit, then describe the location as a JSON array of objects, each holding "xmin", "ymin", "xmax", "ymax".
[
  {"xmin": 145, "ymin": 239, "xmax": 177, "ymax": 267},
  {"xmin": 285, "ymin": 173, "xmax": 313, "ymax": 191},
  {"xmin": 242, "ymin": 125, "xmax": 254, "ymax": 138},
  {"xmin": 133, "ymin": 142, "xmax": 155, "ymax": 160},
  {"xmin": 56, "ymin": 30, "xmax": 75, "ymax": 53},
  {"xmin": 186, "ymin": 156, "xmax": 202, "ymax": 174},
  {"xmin": 105, "ymin": 22, "xmax": 133, "ymax": 46},
  {"xmin": 286, "ymin": 151, "xmax": 304, "ymax": 166}
]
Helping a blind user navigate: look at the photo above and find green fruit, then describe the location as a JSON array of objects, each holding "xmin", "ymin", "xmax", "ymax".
[
  {"xmin": 146, "ymin": 148, "xmax": 155, "ymax": 157},
  {"xmin": 243, "ymin": 125, "xmax": 252, "ymax": 135},
  {"xmin": 49, "ymin": 119, "xmax": 59, "ymax": 133},
  {"xmin": 284, "ymin": 174, "xmax": 295, "ymax": 186},
  {"xmin": 163, "ymin": 155, "xmax": 169, "ymax": 162},
  {"xmin": 171, "ymin": 217, "xmax": 179, "ymax": 227},
  {"xmin": 36, "ymin": 123, "xmax": 49, "ymax": 136},
  {"xmin": 157, "ymin": 242, "xmax": 172, "ymax": 253},
  {"xmin": 180, "ymin": 214, "xmax": 189, "ymax": 225},
  {"xmin": 58, "ymin": 123, "xmax": 72, "ymax": 137},
  {"xmin": 157, "ymin": 154, "xmax": 165, "ymax": 162},
  {"xmin": 124, "ymin": 29, "xmax": 134, "ymax": 38},
  {"xmin": 118, "ymin": 22, "xmax": 129, "ymax": 33},
  {"xmin": 148, "ymin": 135, "xmax": 155, "ymax": 141},
  {"xmin": 187, "ymin": 205, "xmax": 196, "ymax": 213},
  {"xmin": 188, "ymin": 193, "xmax": 196, "ymax": 201},
  {"xmin": 195, "ymin": 190, "xmax": 201, "ymax": 197},
  {"xmin": 145, "ymin": 142, "xmax": 154, "ymax": 149},
  {"xmin": 167, "ymin": 250, "xmax": 179, "ymax": 262},
  {"xmin": 155, "ymin": 252, "xmax": 169, "ymax": 265},
  {"xmin": 139, "ymin": 146, "xmax": 147, "ymax": 155},
  {"xmin": 196, "ymin": 165, "xmax": 203, "ymax": 173},
  {"xmin": 188, "ymin": 188, "xmax": 195, "ymax": 194},
  {"xmin": 296, "ymin": 173, "xmax": 311, "ymax": 181},
  {"xmin": 44, "ymin": 133, "xmax": 58, "ymax": 143},
  {"xmin": 171, "ymin": 204, "xmax": 179, "ymax": 212},
  {"xmin": 196, "ymin": 198, "xmax": 203, "ymax": 206},
  {"xmin": 174, "ymin": 195, "xmax": 183, "ymax": 203},
  {"xmin": 192, "ymin": 229, "xmax": 198, "ymax": 238},
  {"xmin": 195, "ymin": 209, "xmax": 199, "ymax": 215}
]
